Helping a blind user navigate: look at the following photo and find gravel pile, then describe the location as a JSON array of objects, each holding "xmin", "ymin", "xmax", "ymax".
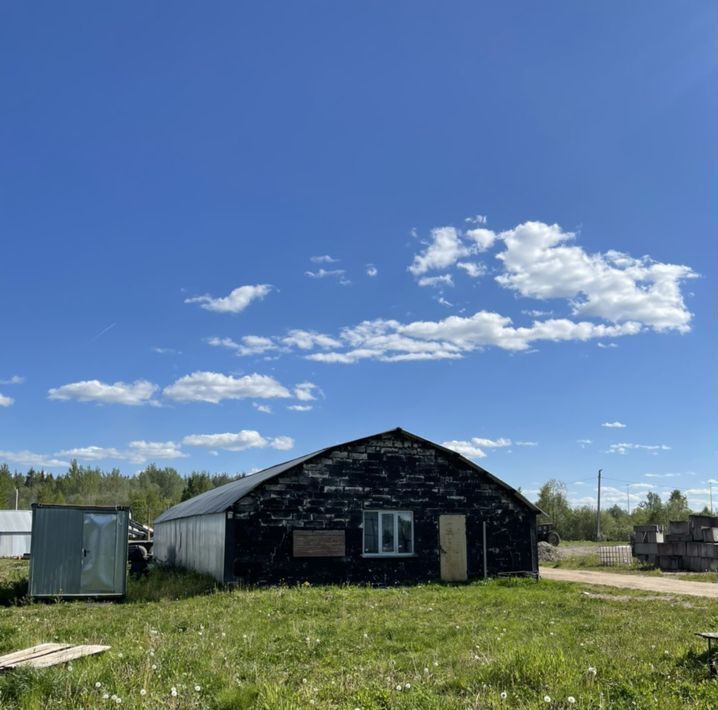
[{"xmin": 538, "ymin": 541, "xmax": 562, "ymax": 562}]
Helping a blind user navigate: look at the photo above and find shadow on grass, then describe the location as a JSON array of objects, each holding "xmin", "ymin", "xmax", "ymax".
[
  {"xmin": 126, "ymin": 564, "xmax": 221, "ymax": 603},
  {"xmin": 0, "ymin": 576, "xmax": 28, "ymax": 607}
]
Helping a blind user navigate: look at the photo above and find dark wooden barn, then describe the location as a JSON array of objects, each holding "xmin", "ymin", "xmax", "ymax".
[{"xmin": 153, "ymin": 428, "xmax": 540, "ymax": 584}]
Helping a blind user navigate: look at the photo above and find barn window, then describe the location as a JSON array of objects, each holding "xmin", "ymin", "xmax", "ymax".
[{"xmin": 363, "ymin": 511, "xmax": 414, "ymax": 556}]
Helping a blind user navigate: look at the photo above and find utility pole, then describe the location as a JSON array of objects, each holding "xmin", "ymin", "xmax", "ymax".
[
  {"xmin": 14, "ymin": 488, "xmax": 18, "ymax": 511},
  {"xmin": 710, "ymin": 481, "xmax": 714, "ymax": 515},
  {"xmin": 626, "ymin": 483, "xmax": 631, "ymax": 515},
  {"xmin": 596, "ymin": 469, "xmax": 603, "ymax": 541}
]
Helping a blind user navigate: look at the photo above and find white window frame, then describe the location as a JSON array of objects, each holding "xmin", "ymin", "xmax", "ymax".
[{"xmin": 362, "ymin": 510, "xmax": 414, "ymax": 557}]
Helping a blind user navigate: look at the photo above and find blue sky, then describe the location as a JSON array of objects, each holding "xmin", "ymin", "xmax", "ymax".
[{"xmin": 1, "ymin": 2, "xmax": 716, "ymax": 511}]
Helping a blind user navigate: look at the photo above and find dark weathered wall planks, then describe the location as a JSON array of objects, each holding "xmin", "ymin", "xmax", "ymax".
[{"xmin": 227, "ymin": 431, "xmax": 536, "ymax": 584}]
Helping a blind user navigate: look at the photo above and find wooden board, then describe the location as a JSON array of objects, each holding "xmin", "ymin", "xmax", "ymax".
[
  {"xmin": 22, "ymin": 645, "xmax": 110, "ymax": 668},
  {"xmin": 439, "ymin": 514, "xmax": 468, "ymax": 582},
  {"xmin": 0, "ymin": 644, "xmax": 71, "ymax": 670},
  {"xmin": 293, "ymin": 530, "xmax": 346, "ymax": 557},
  {"xmin": 0, "ymin": 643, "xmax": 110, "ymax": 671}
]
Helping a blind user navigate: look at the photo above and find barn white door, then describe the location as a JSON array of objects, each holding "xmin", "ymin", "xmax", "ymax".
[{"xmin": 439, "ymin": 514, "xmax": 467, "ymax": 582}]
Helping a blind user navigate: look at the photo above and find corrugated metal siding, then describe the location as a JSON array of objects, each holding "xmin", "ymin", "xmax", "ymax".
[
  {"xmin": 0, "ymin": 510, "xmax": 32, "ymax": 533},
  {"xmin": 29, "ymin": 506, "xmax": 129, "ymax": 597},
  {"xmin": 0, "ymin": 533, "xmax": 31, "ymax": 557},
  {"xmin": 153, "ymin": 513, "xmax": 227, "ymax": 582}
]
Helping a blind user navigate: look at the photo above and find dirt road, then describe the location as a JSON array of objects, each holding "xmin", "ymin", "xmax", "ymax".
[{"xmin": 540, "ymin": 567, "xmax": 718, "ymax": 599}]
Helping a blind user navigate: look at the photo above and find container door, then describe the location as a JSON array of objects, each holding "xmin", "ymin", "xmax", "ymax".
[
  {"xmin": 439, "ymin": 514, "xmax": 468, "ymax": 582},
  {"xmin": 81, "ymin": 513, "xmax": 118, "ymax": 594}
]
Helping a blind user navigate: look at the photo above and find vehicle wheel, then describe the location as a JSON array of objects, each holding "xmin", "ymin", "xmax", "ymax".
[{"xmin": 547, "ymin": 531, "xmax": 561, "ymax": 547}]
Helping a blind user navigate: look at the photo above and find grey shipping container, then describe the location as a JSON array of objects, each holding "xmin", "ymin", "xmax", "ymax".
[{"xmin": 29, "ymin": 504, "xmax": 129, "ymax": 598}]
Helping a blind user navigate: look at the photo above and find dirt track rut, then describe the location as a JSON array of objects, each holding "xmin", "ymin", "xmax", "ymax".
[{"xmin": 540, "ymin": 567, "xmax": 718, "ymax": 598}]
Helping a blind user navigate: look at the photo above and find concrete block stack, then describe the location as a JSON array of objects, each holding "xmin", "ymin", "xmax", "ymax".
[{"xmin": 633, "ymin": 515, "xmax": 718, "ymax": 572}]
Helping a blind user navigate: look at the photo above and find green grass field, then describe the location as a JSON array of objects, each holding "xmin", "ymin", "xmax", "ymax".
[{"xmin": 1, "ymin": 559, "xmax": 717, "ymax": 709}]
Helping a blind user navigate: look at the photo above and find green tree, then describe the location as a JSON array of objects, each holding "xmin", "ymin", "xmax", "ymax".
[
  {"xmin": 664, "ymin": 489, "xmax": 690, "ymax": 523},
  {"xmin": 536, "ymin": 479, "xmax": 572, "ymax": 534},
  {"xmin": 181, "ymin": 472, "xmax": 213, "ymax": 502}
]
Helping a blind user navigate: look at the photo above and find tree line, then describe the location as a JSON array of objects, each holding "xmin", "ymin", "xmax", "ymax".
[
  {"xmin": 0, "ymin": 463, "xmax": 702, "ymax": 541},
  {"xmin": 535, "ymin": 479, "xmax": 699, "ymax": 541},
  {"xmin": 0, "ymin": 461, "xmax": 246, "ymax": 527}
]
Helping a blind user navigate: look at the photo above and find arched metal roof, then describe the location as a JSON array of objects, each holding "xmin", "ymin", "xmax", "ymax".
[{"xmin": 154, "ymin": 428, "xmax": 541, "ymax": 524}]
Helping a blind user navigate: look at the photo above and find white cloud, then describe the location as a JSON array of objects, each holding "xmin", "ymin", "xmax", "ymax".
[
  {"xmin": 522, "ymin": 309, "xmax": 554, "ymax": 318},
  {"xmin": 281, "ymin": 330, "xmax": 342, "ymax": 350},
  {"xmin": 437, "ymin": 297, "xmax": 453, "ymax": 308},
  {"xmin": 152, "ymin": 347, "xmax": 181, "ymax": 355},
  {"xmin": 442, "ymin": 436, "xmax": 511, "ymax": 460},
  {"xmin": 0, "ymin": 394, "xmax": 14, "ymax": 407},
  {"xmin": 163, "ymin": 371, "xmax": 291, "ymax": 403},
  {"xmin": 310, "ymin": 255, "xmax": 339, "ymax": 264},
  {"xmin": 0, "ymin": 375, "xmax": 24, "ymax": 385},
  {"xmin": 0, "ymin": 450, "xmax": 70, "ymax": 468},
  {"xmin": 597, "ymin": 342, "xmax": 618, "ymax": 349},
  {"xmin": 48, "ymin": 379, "xmax": 158, "ymax": 406},
  {"xmin": 465, "ymin": 228, "xmax": 497, "ymax": 251},
  {"xmin": 602, "ymin": 421, "xmax": 627, "ymax": 429},
  {"xmin": 442, "ymin": 440, "xmax": 487, "ymax": 459},
  {"xmin": 409, "ymin": 227, "xmax": 471, "ymax": 276},
  {"xmin": 57, "ymin": 446, "xmax": 123, "ymax": 461},
  {"xmin": 418, "ymin": 274, "xmax": 454, "ymax": 288},
  {"xmin": 294, "ymin": 382, "xmax": 320, "ymax": 401},
  {"xmin": 608, "ymin": 442, "xmax": 671, "ymax": 455},
  {"xmin": 304, "ymin": 312, "xmax": 640, "ymax": 364},
  {"xmin": 57, "ymin": 440, "xmax": 186, "ymax": 465},
  {"xmin": 577, "ymin": 439, "xmax": 592, "ymax": 447},
  {"xmin": 253, "ymin": 403, "xmax": 272, "ymax": 414},
  {"xmin": 127, "ymin": 440, "xmax": 187, "ymax": 463},
  {"xmin": 495, "ymin": 221, "xmax": 697, "ymax": 332},
  {"xmin": 464, "ymin": 214, "xmax": 488, "ymax": 225},
  {"xmin": 366, "ymin": 264, "xmax": 378, "ymax": 277},
  {"xmin": 305, "ymin": 268, "xmax": 346, "ymax": 280},
  {"xmin": 644, "ymin": 472, "xmax": 695, "ymax": 479},
  {"xmin": 516, "ymin": 441, "xmax": 539, "ymax": 447},
  {"xmin": 288, "ymin": 404, "xmax": 313, "ymax": 412},
  {"xmin": 182, "ymin": 430, "xmax": 294, "ymax": 452},
  {"xmin": 185, "ymin": 284, "xmax": 272, "ymax": 314},
  {"xmin": 207, "ymin": 335, "xmax": 278, "ymax": 357},
  {"xmin": 456, "ymin": 262, "xmax": 486, "ymax": 278}
]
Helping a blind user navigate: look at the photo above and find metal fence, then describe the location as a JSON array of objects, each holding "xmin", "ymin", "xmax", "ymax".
[{"xmin": 598, "ymin": 545, "xmax": 633, "ymax": 566}]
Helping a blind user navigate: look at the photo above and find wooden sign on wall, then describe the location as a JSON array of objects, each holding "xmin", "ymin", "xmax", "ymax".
[{"xmin": 293, "ymin": 530, "xmax": 346, "ymax": 558}]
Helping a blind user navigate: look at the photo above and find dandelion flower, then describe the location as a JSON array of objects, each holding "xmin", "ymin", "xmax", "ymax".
[
  {"xmin": 115, "ymin": 699, "xmax": 122, "ymax": 705},
  {"xmin": 140, "ymin": 689, "xmax": 146, "ymax": 696},
  {"xmin": 500, "ymin": 691, "xmax": 507, "ymax": 700},
  {"xmin": 103, "ymin": 694, "xmax": 109, "ymax": 700},
  {"xmin": 405, "ymin": 683, "xmax": 411, "ymax": 689},
  {"xmin": 544, "ymin": 695, "xmax": 551, "ymax": 703},
  {"xmin": 95, "ymin": 682, "xmax": 102, "ymax": 689},
  {"xmin": 423, "ymin": 667, "xmax": 429, "ymax": 673},
  {"xmin": 395, "ymin": 684, "xmax": 402, "ymax": 691},
  {"xmin": 194, "ymin": 685, "xmax": 201, "ymax": 692},
  {"xmin": 151, "ymin": 664, "xmax": 157, "ymax": 670},
  {"xmin": 170, "ymin": 687, "xmax": 177, "ymax": 697},
  {"xmin": 568, "ymin": 698, "xmax": 576, "ymax": 705}
]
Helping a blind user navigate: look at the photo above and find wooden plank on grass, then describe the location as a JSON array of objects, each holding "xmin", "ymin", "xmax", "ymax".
[
  {"xmin": 20, "ymin": 645, "xmax": 111, "ymax": 668},
  {"xmin": 0, "ymin": 644, "xmax": 71, "ymax": 670}
]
